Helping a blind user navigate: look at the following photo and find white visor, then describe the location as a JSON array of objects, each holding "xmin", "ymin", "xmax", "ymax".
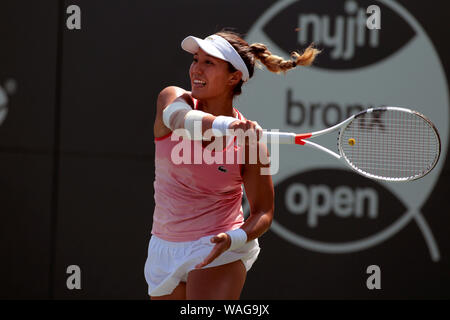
[{"xmin": 181, "ymin": 34, "xmax": 250, "ymax": 82}]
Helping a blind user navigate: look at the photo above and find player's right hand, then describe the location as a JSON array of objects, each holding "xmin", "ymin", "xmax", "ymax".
[{"xmin": 229, "ymin": 119, "xmax": 263, "ymax": 144}]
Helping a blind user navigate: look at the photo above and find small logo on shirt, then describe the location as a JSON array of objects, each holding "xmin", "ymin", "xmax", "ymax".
[{"xmin": 218, "ymin": 166, "xmax": 227, "ymax": 172}]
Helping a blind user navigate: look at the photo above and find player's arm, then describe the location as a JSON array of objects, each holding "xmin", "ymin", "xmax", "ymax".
[
  {"xmin": 154, "ymin": 86, "xmax": 193, "ymax": 138},
  {"xmin": 240, "ymin": 141, "xmax": 274, "ymax": 241},
  {"xmin": 194, "ymin": 141, "xmax": 274, "ymax": 269},
  {"xmin": 157, "ymin": 86, "xmax": 262, "ymax": 140}
]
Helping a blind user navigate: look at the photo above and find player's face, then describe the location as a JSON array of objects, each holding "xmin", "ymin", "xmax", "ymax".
[{"xmin": 189, "ymin": 49, "xmax": 236, "ymax": 100}]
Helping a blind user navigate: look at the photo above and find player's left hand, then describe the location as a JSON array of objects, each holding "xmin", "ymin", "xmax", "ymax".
[{"xmin": 194, "ymin": 233, "xmax": 231, "ymax": 269}]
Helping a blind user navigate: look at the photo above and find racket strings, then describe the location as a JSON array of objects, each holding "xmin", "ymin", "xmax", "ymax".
[{"xmin": 340, "ymin": 109, "xmax": 440, "ymax": 180}]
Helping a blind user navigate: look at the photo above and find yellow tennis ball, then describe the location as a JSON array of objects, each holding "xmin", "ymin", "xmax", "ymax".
[{"xmin": 348, "ymin": 138, "xmax": 355, "ymax": 146}]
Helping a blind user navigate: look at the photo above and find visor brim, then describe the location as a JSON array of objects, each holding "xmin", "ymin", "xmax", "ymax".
[{"xmin": 181, "ymin": 36, "xmax": 227, "ymax": 61}]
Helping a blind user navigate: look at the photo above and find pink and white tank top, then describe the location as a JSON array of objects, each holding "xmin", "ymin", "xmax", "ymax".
[{"xmin": 151, "ymin": 101, "xmax": 246, "ymax": 242}]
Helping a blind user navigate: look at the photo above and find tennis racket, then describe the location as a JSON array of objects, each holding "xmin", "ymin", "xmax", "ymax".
[{"xmin": 261, "ymin": 106, "xmax": 441, "ymax": 182}]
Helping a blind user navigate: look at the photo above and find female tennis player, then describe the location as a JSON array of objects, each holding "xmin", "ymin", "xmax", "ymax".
[{"xmin": 145, "ymin": 30, "xmax": 319, "ymax": 300}]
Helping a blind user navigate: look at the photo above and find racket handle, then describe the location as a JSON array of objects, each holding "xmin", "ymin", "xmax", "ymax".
[{"xmin": 261, "ymin": 131, "xmax": 295, "ymax": 144}]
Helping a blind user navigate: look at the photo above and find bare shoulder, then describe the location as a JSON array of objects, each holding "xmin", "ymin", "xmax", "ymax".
[
  {"xmin": 157, "ymin": 86, "xmax": 194, "ymax": 110},
  {"xmin": 154, "ymin": 86, "xmax": 194, "ymax": 138}
]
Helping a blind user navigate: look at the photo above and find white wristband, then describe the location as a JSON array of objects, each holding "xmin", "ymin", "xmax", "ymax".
[
  {"xmin": 212, "ymin": 116, "xmax": 237, "ymax": 136},
  {"xmin": 184, "ymin": 110, "xmax": 208, "ymax": 140},
  {"xmin": 226, "ymin": 229, "xmax": 248, "ymax": 251},
  {"xmin": 162, "ymin": 101, "xmax": 192, "ymax": 130}
]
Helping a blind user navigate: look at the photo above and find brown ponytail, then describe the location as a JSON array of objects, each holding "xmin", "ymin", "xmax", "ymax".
[
  {"xmin": 215, "ymin": 29, "xmax": 320, "ymax": 96},
  {"xmin": 250, "ymin": 43, "xmax": 320, "ymax": 73}
]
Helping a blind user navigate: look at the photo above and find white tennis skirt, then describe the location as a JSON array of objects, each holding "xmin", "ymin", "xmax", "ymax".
[{"xmin": 144, "ymin": 234, "xmax": 261, "ymax": 297}]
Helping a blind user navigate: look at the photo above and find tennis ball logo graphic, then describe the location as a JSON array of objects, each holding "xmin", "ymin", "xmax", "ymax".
[
  {"xmin": 238, "ymin": 0, "xmax": 448, "ymax": 261},
  {"xmin": 274, "ymin": 169, "xmax": 405, "ymax": 244},
  {"xmin": 263, "ymin": 0, "xmax": 414, "ymax": 69}
]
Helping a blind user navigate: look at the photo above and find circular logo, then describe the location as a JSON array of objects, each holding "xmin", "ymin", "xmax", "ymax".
[{"xmin": 238, "ymin": 0, "xmax": 449, "ymax": 261}]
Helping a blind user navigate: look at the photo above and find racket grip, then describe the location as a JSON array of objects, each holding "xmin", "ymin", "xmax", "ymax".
[{"xmin": 261, "ymin": 131, "xmax": 295, "ymax": 144}]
